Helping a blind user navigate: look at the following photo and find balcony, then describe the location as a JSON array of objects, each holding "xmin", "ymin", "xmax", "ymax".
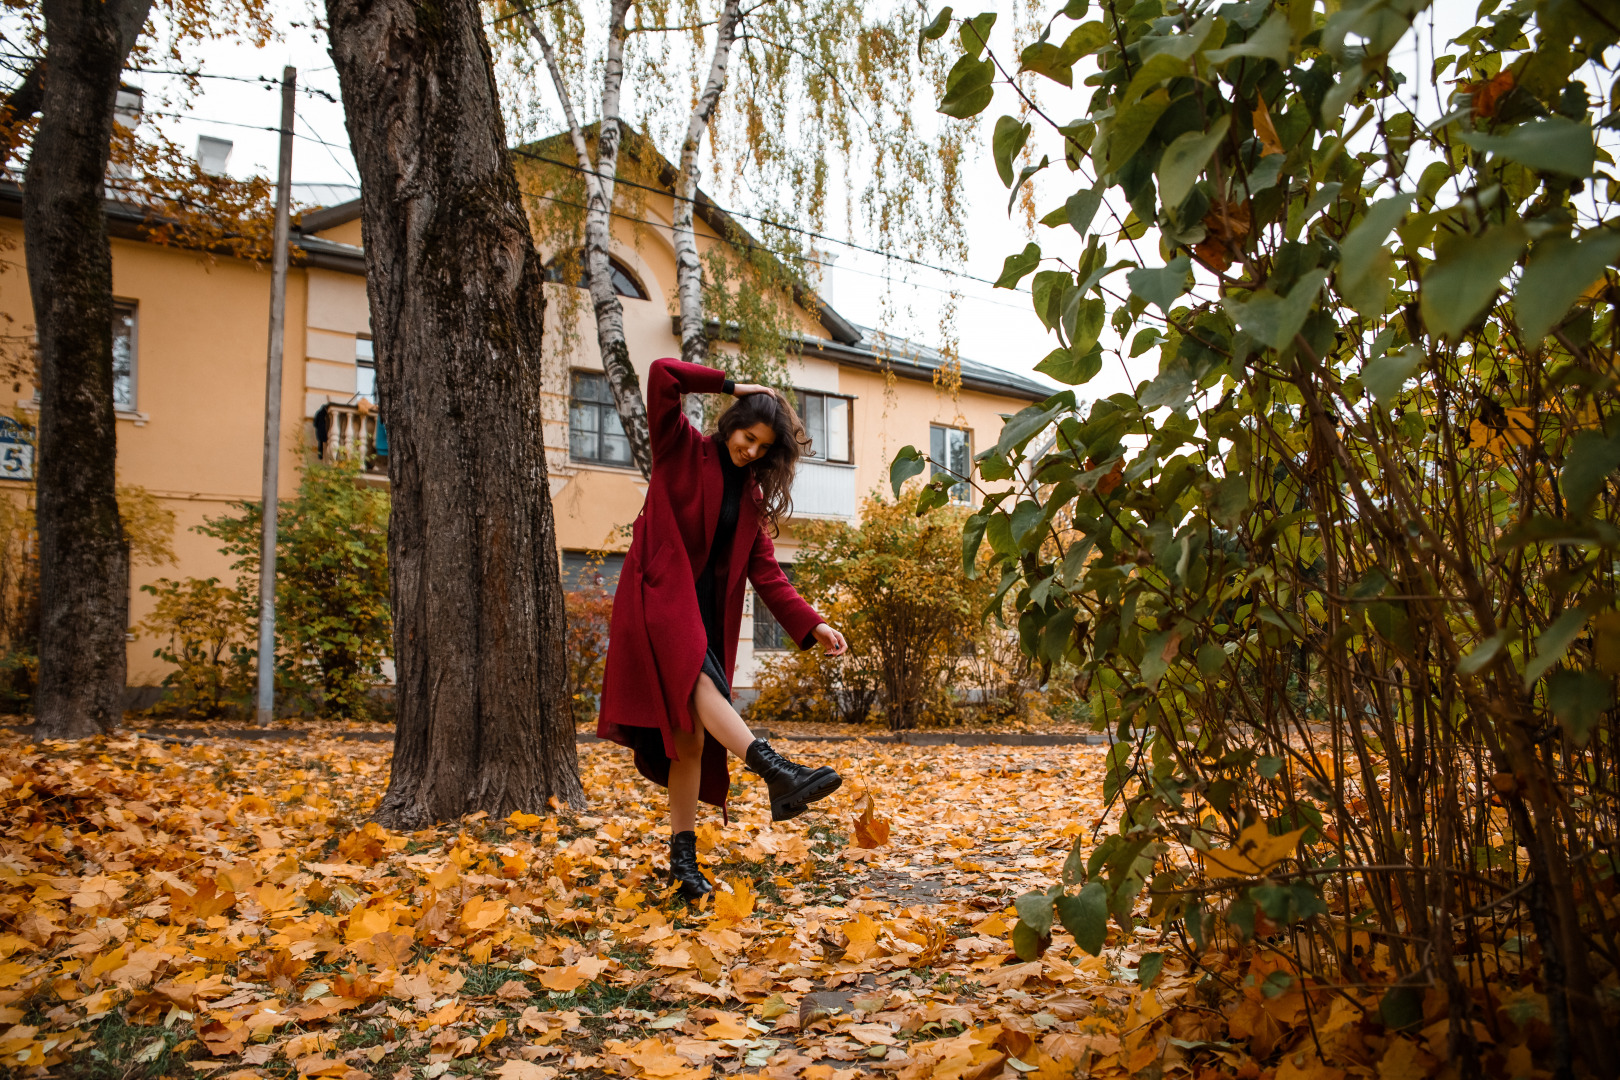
[
  {"xmin": 321, "ymin": 403, "xmax": 388, "ymax": 483},
  {"xmin": 792, "ymin": 458, "xmax": 856, "ymax": 519}
]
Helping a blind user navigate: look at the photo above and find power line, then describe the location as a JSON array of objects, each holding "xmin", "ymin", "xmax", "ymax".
[
  {"xmin": 510, "ymin": 147, "xmax": 1020, "ymax": 293},
  {"xmin": 515, "ymin": 185, "xmax": 1031, "ymax": 310},
  {"xmin": 0, "ymin": 52, "xmax": 340, "ymax": 101}
]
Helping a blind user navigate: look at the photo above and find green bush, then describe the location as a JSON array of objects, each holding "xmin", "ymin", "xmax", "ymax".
[
  {"xmin": 198, "ymin": 456, "xmax": 392, "ymax": 719},
  {"xmin": 136, "ymin": 576, "xmax": 254, "ymax": 719}
]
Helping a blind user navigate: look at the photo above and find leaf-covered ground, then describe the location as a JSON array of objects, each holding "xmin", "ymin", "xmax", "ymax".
[{"xmin": 0, "ymin": 730, "xmax": 1532, "ymax": 1080}]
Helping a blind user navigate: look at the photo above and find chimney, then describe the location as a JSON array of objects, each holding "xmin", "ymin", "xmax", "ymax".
[
  {"xmin": 807, "ymin": 246, "xmax": 838, "ymax": 307},
  {"xmin": 197, "ymin": 135, "xmax": 233, "ymax": 176}
]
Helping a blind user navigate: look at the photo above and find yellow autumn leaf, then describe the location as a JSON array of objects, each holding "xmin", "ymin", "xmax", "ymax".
[
  {"xmin": 537, "ymin": 964, "xmax": 587, "ymax": 992},
  {"xmin": 703, "ymin": 1013, "xmax": 751, "ymax": 1039},
  {"xmin": 507, "ymin": 811, "xmax": 543, "ymax": 829},
  {"xmin": 1204, "ymin": 821, "xmax": 1309, "ymax": 879},
  {"xmin": 711, "ymin": 877, "xmax": 755, "ymax": 925},
  {"xmin": 460, "ymin": 895, "xmax": 508, "ymax": 933}
]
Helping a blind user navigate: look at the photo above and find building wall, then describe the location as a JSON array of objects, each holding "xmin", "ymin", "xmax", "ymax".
[
  {"xmin": 0, "ymin": 186, "xmax": 1037, "ymax": 696},
  {"xmin": 0, "ymin": 219, "xmax": 326, "ymax": 685}
]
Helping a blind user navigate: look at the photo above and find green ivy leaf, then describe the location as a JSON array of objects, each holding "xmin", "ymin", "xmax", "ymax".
[
  {"xmin": 958, "ymin": 11, "xmax": 997, "ymax": 58},
  {"xmin": 918, "ymin": 5, "xmax": 953, "ymax": 59},
  {"xmin": 1458, "ymin": 629, "xmax": 1509, "ymax": 676},
  {"xmin": 961, "ymin": 510, "xmax": 989, "ymax": 577},
  {"xmin": 1102, "ymin": 89, "xmax": 1171, "ymax": 175},
  {"xmin": 993, "ymin": 115, "xmax": 1033, "ymax": 186},
  {"xmin": 1524, "ymin": 607, "xmax": 1590, "ymax": 688},
  {"xmin": 1420, "ymin": 224, "xmax": 1528, "ymax": 340},
  {"xmin": 1055, "ymin": 881, "xmax": 1108, "ymax": 955},
  {"xmin": 1035, "ymin": 343, "xmax": 1104, "ymax": 385},
  {"xmin": 1335, "ymin": 194, "xmax": 1412, "ymax": 313},
  {"xmin": 1156, "ymin": 115, "xmax": 1230, "ymax": 211},
  {"xmin": 995, "ymin": 242, "xmax": 1042, "ymax": 288},
  {"xmin": 1061, "ymin": 835, "xmax": 1087, "ymax": 886},
  {"xmin": 1546, "ymin": 669, "xmax": 1611, "ymax": 745},
  {"xmin": 1137, "ymin": 952, "xmax": 1164, "ymax": 988},
  {"xmin": 889, "ymin": 445, "xmax": 927, "ymax": 498},
  {"xmin": 1456, "ymin": 116, "xmax": 1596, "ymax": 178},
  {"xmin": 1515, "ymin": 232, "xmax": 1620, "ymax": 342},
  {"xmin": 1019, "ymin": 41, "xmax": 1075, "ymax": 87},
  {"xmin": 1224, "ymin": 268, "xmax": 1327, "ymax": 350},
  {"xmin": 1010, "ymin": 917, "xmax": 1049, "ymax": 960},
  {"xmin": 1065, "ymin": 186, "xmax": 1104, "ymax": 238},
  {"xmin": 1127, "ymin": 255, "xmax": 1192, "ymax": 312},
  {"xmin": 1014, "ymin": 888, "xmax": 1056, "ymax": 936},
  {"xmin": 1360, "ymin": 346, "xmax": 1423, "ymax": 407},
  {"xmin": 939, "ymin": 53, "xmax": 995, "ymax": 119},
  {"xmin": 1561, "ymin": 430, "xmax": 1620, "ymax": 517},
  {"xmin": 1205, "ymin": 11, "xmax": 1292, "ymax": 65},
  {"xmin": 1381, "ymin": 986, "xmax": 1424, "ymax": 1031}
]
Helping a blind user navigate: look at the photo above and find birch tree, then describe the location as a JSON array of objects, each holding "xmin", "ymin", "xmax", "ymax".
[{"xmin": 493, "ymin": 0, "xmax": 970, "ymax": 472}]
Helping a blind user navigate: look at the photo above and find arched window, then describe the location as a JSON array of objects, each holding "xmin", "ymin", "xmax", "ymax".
[{"xmin": 542, "ymin": 252, "xmax": 648, "ymax": 300}]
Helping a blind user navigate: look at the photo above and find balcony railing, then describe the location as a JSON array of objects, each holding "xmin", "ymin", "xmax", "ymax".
[
  {"xmin": 322, "ymin": 403, "xmax": 387, "ymax": 480},
  {"xmin": 792, "ymin": 458, "xmax": 856, "ymax": 518}
]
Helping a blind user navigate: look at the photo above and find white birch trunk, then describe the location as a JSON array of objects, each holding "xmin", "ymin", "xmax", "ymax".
[
  {"xmin": 522, "ymin": 1, "xmax": 651, "ymax": 477},
  {"xmin": 674, "ymin": 0, "xmax": 745, "ymax": 429}
]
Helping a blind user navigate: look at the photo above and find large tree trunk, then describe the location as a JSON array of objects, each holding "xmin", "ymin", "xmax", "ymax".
[
  {"xmin": 325, "ymin": 0, "xmax": 583, "ymax": 825},
  {"xmin": 22, "ymin": 0, "xmax": 153, "ymax": 740},
  {"xmin": 520, "ymin": 2, "xmax": 653, "ymax": 477}
]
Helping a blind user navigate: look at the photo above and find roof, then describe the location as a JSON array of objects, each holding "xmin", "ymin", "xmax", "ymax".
[
  {"xmin": 292, "ymin": 183, "xmax": 361, "ymax": 210},
  {"xmin": 0, "ymin": 180, "xmax": 365, "ymax": 275},
  {"xmin": 798, "ymin": 324, "xmax": 1058, "ymax": 403}
]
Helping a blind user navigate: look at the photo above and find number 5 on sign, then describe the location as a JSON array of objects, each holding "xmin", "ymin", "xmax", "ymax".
[{"xmin": 0, "ymin": 418, "xmax": 33, "ymax": 481}]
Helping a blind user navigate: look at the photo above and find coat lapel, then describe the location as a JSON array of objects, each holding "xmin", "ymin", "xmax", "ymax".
[
  {"xmin": 700, "ymin": 436, "xmax": 723, "ymax": 562},
  {"xmin": 728, "ymin": 481, "xmax": 760, "ymax": 594}
]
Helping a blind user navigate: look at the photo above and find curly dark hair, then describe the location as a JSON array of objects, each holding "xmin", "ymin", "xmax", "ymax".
[{"xmin": 715, "ymin": 389, "xmax": 809, "ymax": 536}]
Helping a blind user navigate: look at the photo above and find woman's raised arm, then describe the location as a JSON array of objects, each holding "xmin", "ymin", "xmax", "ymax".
[{"xmin": 647, "ymin": 357, "xmax": 733, "ymax": 464}]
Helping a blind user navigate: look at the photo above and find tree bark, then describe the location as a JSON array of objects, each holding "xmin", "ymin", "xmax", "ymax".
[
  {"xmin": 521, "ymin": 1, "xmax": 653, "ymax": 477},
  {"xmin": 325, "ymin": 0, "xmax": 584, "ymax": 825},
  {"xmin": 673, "ymin": 0, "xmax": 743, "ymax": 373},
  {"xmin": 22, "ymin": 0, "xmax": 154, "ymax": 740}
]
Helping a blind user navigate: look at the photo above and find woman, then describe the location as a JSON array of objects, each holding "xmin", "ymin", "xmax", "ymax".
[{"xmin": 597, "ymin": 357, "xmax": 848, "ymax": 901}]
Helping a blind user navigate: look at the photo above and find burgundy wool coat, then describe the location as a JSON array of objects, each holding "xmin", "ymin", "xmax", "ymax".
[{"xmin": 596, "ymin": 358, "xmax": 824, "ymax": 810}]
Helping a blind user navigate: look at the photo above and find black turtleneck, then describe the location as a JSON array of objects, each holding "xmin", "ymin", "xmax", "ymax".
[{"xmin": 695, "ymin": 440, "xmax": 748, "ymax": 660}]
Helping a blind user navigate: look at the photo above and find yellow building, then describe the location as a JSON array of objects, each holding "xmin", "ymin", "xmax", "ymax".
[{"xmin": 0, "ymin": 146, "xmax": 1051, "ymax": 700}]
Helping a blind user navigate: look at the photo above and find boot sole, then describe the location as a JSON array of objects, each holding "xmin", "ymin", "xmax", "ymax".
[
  {"xmin": 771, "ymin": 768, "xmax": 843, "ymax": 822},
  {"xmin": 668, "ymin": 872, "xmax": 713, "ymax": 903}
]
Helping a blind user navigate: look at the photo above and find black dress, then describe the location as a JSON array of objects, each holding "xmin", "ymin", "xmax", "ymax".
[{"xmin": 694, "ymin": 439, "xmax": 748, "ymax": 701}]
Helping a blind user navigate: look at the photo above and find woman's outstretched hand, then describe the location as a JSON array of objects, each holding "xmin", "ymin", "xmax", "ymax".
[
  {"xmin": 731, "ymin": 382, "xmax": 779, "ymax": 399},
  {"xmin": 812, "ymin": 623, "xmax": 848, "ymax": 656}
]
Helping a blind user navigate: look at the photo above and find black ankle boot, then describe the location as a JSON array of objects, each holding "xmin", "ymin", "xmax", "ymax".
[
  {"xmin": 668, "ymin": 830, "xmax": 713, "ymax": 902},
  {"xmin": 745, "ymin": 738, "xmax": 843, "ymax": 822}
]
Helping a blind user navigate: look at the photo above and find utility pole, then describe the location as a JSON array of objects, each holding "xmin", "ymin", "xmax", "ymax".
[{"xmin": 256, "ymin": 66, "xmax": 296, "ymax": 727}]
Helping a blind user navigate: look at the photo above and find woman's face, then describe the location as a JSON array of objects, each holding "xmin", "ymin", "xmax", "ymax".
[{"xmin": 727, "ymin": 421, "xmax": 776, "ymax": 467}]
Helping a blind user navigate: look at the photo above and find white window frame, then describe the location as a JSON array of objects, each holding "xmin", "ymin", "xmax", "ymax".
[
  {"xmin": 930, "ymin": 424, "xmax": 972, "ymax": 504},
  {"xmin": 794, "ymin": 388, "xmax": 854, "ymax": 464},
  {"xmin": 112, "ymin": 299, "xmax": 137, "ymax": 413}
]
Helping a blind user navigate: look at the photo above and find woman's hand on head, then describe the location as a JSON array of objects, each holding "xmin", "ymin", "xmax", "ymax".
[
  {"xmin": 812, "ymin": 623, "xmax": 848, "ymax": 656},
  {"xmin": 731, "ymin": 383, "xmax": 779, "ymax": 400}
]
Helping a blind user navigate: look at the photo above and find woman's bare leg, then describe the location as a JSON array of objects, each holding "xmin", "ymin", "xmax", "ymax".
[
  {"xmin": 668, "ymin": 721, "xmax": 705, "ymax": 835},
  {"xmin": 690, "ymin": 674, "xmax": 756, "ymax": 757}
]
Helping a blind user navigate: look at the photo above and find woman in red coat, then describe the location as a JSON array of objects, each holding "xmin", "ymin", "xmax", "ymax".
[{"xmin": 597, "ymin": 357, "xmax": 848, "ymax": 900}]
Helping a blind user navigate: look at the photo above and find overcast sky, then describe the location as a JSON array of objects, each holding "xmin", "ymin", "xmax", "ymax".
[{"xmin": 132, "ymin": 1, "xmax": 1475, "ymax": 404}]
